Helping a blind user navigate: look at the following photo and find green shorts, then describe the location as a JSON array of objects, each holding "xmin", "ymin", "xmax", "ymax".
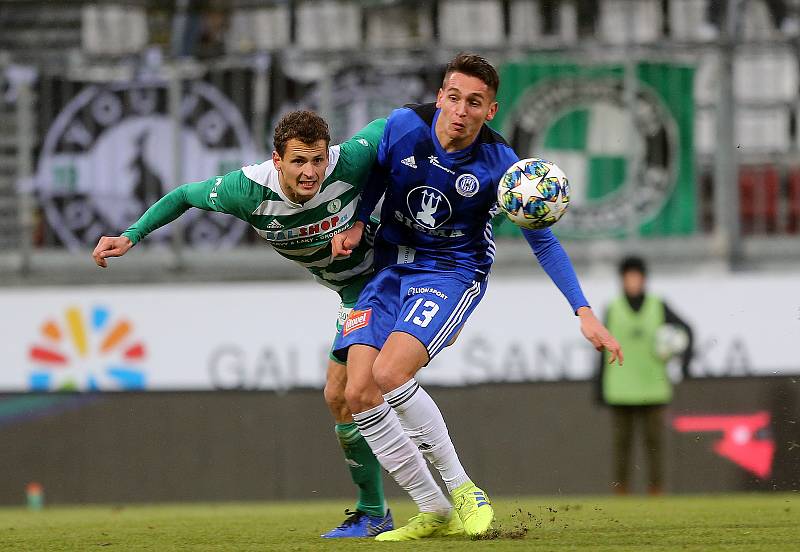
[
  {"xmin": 328, "ymin": 301, "xmax": 356, "ymax": 364},
  {"xmin": 327, "ymin": 271, "xmax": 374, "ymax": 364}
]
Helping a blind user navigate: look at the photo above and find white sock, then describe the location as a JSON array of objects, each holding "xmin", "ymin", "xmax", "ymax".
[
  {"xmin": 353, "ymin": 402, "xmax": 452, "ymax": 516},
  {"xmin": 384, "ymin": 379, "xmax": 471, "ymax": 493}
]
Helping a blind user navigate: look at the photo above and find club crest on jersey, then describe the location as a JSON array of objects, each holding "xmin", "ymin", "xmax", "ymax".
[
  {"xmin": 406, "ymin": 186, "xmax": 452, "ymax": 229},
  {"xmin": 455, "ymin": 173, "xmax": 479, "ymax": 197},
  {"xmin": 327, "ymin": 198, "xmax": 342, "ymax": 213},
  {"xmin": 343, "ymin": 308, "xmax": 372, "ymax": 336}
]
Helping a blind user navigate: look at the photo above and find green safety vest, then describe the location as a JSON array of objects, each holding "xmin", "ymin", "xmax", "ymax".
[{"xmin": 602, "ymin": 294, "xmax": 671, "ymax": 405}]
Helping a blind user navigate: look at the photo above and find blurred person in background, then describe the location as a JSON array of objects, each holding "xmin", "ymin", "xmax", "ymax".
[
  {"xmin": 598, "ymin": 255, "xmax": 693, "ymax": 496},
  {"xmin": 92, "ymin": 111, "xmax": 398, "ymax": 539}
]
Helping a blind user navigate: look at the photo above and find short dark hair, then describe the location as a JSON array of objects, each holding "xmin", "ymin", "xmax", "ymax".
[
  {"xmin": 443, "ymin": 52, "xmax": 500, "ymax": 97},
  {"xmin": 273, "ymin": 110, "xmax": 331, "ymax": 157},
  {"xmin": 619, "ymin": 255, "xmax": 647, "ymax": 276}
]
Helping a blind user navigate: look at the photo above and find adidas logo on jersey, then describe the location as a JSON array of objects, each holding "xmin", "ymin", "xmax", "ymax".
[
  {"xmin": 266, "ymin": 220, "xmax": 283, "ymax": 229},
  {"xmin": 401, "ymin": 155, "xmax": 417, "ymax": 169}
]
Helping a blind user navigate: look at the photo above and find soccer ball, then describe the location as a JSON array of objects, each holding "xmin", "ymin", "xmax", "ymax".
[
  {"xmin": 497, "ymin": 158, "xmax": 570, "ymax": 229},
  {"xmin": 654, "ymin": 324, "xmax": 689, "ymax": 360}
]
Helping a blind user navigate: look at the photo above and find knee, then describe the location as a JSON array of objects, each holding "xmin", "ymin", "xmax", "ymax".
[
  {"xmin": 344, "ymin": 381, "xmax": 382, "ymax": 414},
  {"xmin": 324, "ymin": 379, "xmax": 346, "ymax": 411},
  {"xmin": 372, "ymin": 357, "xmax": 408, "ymax": 392}
]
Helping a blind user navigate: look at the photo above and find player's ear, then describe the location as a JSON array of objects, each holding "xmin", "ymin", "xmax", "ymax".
[
  {"xmin": 435, "ymin": 88, "xmax": 445, "ymax": 108},
  {"xmin": 485, "ymin": 101, "xmax": 499, "ymax": 122},
  {"xmin": 272, "ymin": 150, "xmax": 281, "ymax": 172}
]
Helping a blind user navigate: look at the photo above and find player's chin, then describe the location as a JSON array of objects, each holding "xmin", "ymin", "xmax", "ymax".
[{"xmin": 450, "ymin": 125, "xmax": 473, "ymax": 140}]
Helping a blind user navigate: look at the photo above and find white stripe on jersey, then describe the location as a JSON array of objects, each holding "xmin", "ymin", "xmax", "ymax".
[
  {"xmin": 254, "ymin": 197, "xmax": 358, "ymax": 244},
  {"xmin": 251, "ymin": 180, "xmax": 356, "ymax": 217},
  {"xmin": 484, "ymin": 221, "xmax": 496, "ymax": 261},
  {"xmin": 314, "ymin": 277, "xmax": 346, "ymax": 292},
  {"xmin": 317, "ymin": 249, "xmax": 374, "ymax": 282},
  {"xmin": 427, "ymin": 280, "xmax": 482, "ymax": 357},
  {"xmin": 283, "ymin": 254, "xmax": 332, "ymax": 268}
]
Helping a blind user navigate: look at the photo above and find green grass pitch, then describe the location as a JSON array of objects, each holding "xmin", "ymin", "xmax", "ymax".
[{"xmin": 1, "ymin": 494, "xmax": 798, "ymax": 551}]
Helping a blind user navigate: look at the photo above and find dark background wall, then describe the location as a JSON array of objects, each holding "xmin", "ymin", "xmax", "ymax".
[{"xmin": 1, "ymin": 378, "xmax": 798, "ymax": 506}]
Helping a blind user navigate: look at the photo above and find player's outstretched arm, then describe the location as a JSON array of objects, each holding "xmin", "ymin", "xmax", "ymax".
[
  {"xmin": 92, "ymin": 235, "xmax": 133, "ymax": 268},
  {"xmin": 94, "ymin": 171, "xmax": 261, "ymax": 267},
  {"xmin": 577, "ymin": 306, "xmax": 623, "ymax": 365},
  {"xmin": 519, "ymin": 227, "xmax": 622, "ymax": 364},
  {"xmin": 521, "ymin": 227, "xmax": 589, "ymax": 312},
  {"xmin": 90, "ymin": 184, "xmax": 199, "ymax": 268},
  {"xmin": 331, "ymin": 221, "xmax": 365, "ymax": 257}
]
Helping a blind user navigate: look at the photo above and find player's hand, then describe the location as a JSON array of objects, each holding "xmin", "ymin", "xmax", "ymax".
[
  {"xmin": 331, "ymin": 222, "xmax": 364, "ymax": 258},
  {"xmin": 577, "ymin": 306, "xmax": 623, "ymax": 365},
  {"xmin": 92, "ymin": 235, "xmax": 133, "ymax": 268}
]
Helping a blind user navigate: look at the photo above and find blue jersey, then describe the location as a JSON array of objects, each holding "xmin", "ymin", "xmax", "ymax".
[
  {"xmin": 358, "ymin": 103, "xmax": 591, "ymax": 313},
  {"xmin": 357, "ymin": 103, "xmax": 515, "ymax": 279}
]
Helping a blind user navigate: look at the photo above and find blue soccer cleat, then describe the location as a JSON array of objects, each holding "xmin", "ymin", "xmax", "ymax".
[{"xmin": 321, "ymin": 509, "xmax": 394, "ymax": 538}]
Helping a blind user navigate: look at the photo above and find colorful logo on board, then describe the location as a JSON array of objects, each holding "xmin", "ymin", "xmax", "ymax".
[
  {"xmin": 28, "ymin": 306, "xmax": 147, "ymax": 391},
  {"xmin": 673, "ymin": 412, "xmax": 775, "ymax": 478}
]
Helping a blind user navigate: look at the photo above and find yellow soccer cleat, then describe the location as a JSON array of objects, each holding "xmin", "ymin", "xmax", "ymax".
[
  {"xmin": 435, "ymin": 510, "xmax": 465, "ymax": 537},
  {"xmin": 374, "ymin": 512, "xmax": 449, "ymax": 541},
  {"xmin": 451, "ymin": 481, "xmax": 494, "ymax": 537}
]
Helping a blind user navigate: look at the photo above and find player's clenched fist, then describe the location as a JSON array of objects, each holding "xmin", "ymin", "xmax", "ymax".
[
  {"xmin": 331, "ymin": 221, "xmax": 365, "ymax": 258},
  {"xmin": 92, "ymin": 236, "xmax": 133, "ymax": 268}
]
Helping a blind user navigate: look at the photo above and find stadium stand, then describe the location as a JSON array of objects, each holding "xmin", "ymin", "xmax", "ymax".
[
  {"xmin": 0, "ymin": 54, "xmax": 18, "ymax": 251},
  {"xmin": 599, "ymin": 0, "xmax": 663, "ymax": 44},
  {"xmin": 439, "ymin": 0, "xmax": 505, "ymax": 48},
  {"xmin": 81, "ymin": 4, "xmax": 148, "ymax": 56},
  {"xmin": 0, "ymin": 0, "xmax": 798, "ymax": 279}
]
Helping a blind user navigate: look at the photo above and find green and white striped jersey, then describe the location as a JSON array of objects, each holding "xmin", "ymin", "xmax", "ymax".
[{"xmin": 123, "ymin": 118, "xmax": 386, "ymax": 304}]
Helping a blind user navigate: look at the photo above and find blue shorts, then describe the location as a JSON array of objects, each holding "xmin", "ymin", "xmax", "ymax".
[{"xmin": 332, "ymin": 265, "xmax": 487, "ymax": 363}]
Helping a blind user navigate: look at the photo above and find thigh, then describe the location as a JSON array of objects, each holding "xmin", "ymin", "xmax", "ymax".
[
  {"xmin": 332, "ymin": 268, "xmax": 402, "ymax": 362},
  {"xmin": 394, "ymin": 271, "xmax": 487, "ymax": 361},
  {"xmin": 328, "ymin": 302, "xmax": 353, "ymax": 363},
  {"xmin": 372, "ymin": 331, "xmax": 431, "ymax": 391}
]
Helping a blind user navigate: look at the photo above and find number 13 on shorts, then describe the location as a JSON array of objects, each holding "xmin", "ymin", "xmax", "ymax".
[
  {"xmin": 395, "ymin": 276, "xmax": 487, "ymax": 360},
  {"xmin": 404, "ymin": 298, "xmax": 440, "ymax": 328}
]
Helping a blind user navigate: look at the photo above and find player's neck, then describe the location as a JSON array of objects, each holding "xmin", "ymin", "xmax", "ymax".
[{"xmin": 434, "ymin": 116, "xmax": 477, "ymax": 153}]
